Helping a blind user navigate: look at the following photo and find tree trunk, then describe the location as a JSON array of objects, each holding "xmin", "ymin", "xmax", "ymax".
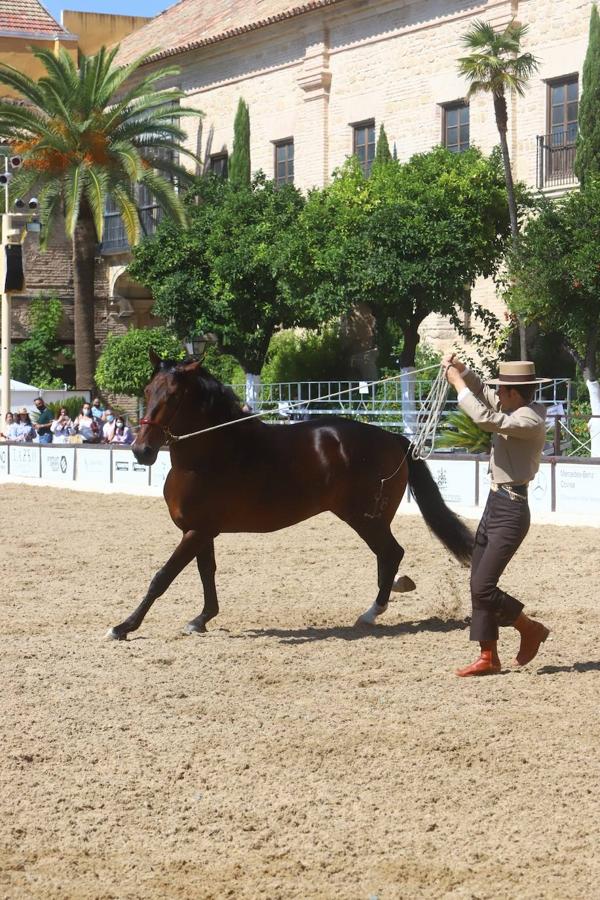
[
  {"xmin": 494, "ymin": 91, "xmax": 528, "ymax": 361},
  {"xmin": 72, "ymin": 201, "xmax": 98, "ymax": 391}
]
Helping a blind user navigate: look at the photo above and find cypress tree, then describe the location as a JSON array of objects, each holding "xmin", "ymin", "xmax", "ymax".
[
  {"xmin": 229, "ymin": 97, "xmax": 251, "ymax": 186},
  {"xmin": 575, "ymin": 4, "xmax": 600, "ymax": 185},
  {"xmin": 374, "ymin": 124, "xmax": 392, "ymax": 166}
]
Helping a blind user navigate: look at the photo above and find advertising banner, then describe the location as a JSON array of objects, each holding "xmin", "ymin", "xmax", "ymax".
[
  {"xmin": 112, "ymin": 449, "xmax": 150, "ymax": 487},
  {"xmin": 9, "ymin": 444, "xmax": 40, "ymax": 478},
  {"xmin": 426, "ymin": 459, "xmax": 477, "ymax": 507},
  {"xmin": 76, "ymin": 447, "xmax": 112, "ymax": 485},
  {"xmin": 41, "ymin": 446, "xmax": 75, "ymax": 483},
  {"xmin": 150, "ymin": 450, "xmax": 171, "ymax": 490},
  {"xmin": 555, "ymin": 463, "xmax": 600, "ymax": 515}
]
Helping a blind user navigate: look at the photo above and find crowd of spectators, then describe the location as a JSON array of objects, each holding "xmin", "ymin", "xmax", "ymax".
[{"xmin": 0, "ymin": 397, "xmax": 134, "ymax": 446}]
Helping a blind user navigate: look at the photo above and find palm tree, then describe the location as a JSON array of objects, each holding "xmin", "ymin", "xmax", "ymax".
[
  {"xmin": 0, "ymin": 46, "xmax": 201, "ymax": 390},
  {"xmin": 458, "ymin": 19, "xmax": 539, "ymax": 358}
]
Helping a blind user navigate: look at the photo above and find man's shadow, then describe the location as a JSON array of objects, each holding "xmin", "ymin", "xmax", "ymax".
[
  {"xmin": 237, "ymin": 617, "xmax": 468, "ymax": 645},
  {"xmin": 537, "ymin": 661, "xmax": 600, "ymax": 675}
]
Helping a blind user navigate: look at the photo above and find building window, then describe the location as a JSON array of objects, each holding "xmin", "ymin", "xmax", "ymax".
[
  {"xmin": 274, "ymin": 139, "xmax": 294, "ymax": 186},
  {"xmin": 548, "ymin": 76, "xmax": 578, "ymax": 144},
  {"xmin": 352, "ymin": 120, "xmax": 376, "ymax": 176},
  {"xmin": 443, "ymin": 102, "xmax": 469, "ymax": 153},
  {"xmin": 536, "ymin": 76, "xmax": 579, "ymax": 187},
  {"xmin": 208, "ymin": 152, "xmax": 228, "ymax": 178}
]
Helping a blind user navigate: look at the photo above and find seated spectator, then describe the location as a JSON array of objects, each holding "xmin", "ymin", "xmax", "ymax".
[
  {"xmin": 51, "ymin": 407, "xmax": 74, "ymax": 443},
  {"xmin": 73, "ymin": 402, "xmax": 101, "ymax": 443},
  {"xmin": 110, "ymin": 416, "xmax": 134, "ymax": 445},
  {"xmin": 9, "ymin": 408, "xmax": 35, "ymax": 442},
  {"xmin": 32, "ymin": 396, "xmax": 53, "ymax": 444},
  {"xmin": 91, "ymin": 397, "xmax": 105, "ymax": 423},
  {"xmin": 1, "ymin": 411, "xmax": 14, "ymax": 440},
  {"xmin": 102, "ymin": 409, "xmax": 116, "ymax": 443}
]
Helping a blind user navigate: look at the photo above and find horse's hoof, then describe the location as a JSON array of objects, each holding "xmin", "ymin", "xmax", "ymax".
[
  {"xmin": 392, "ymin": 575, "xmax": 416, "ymax": 593},
  {"xmin": 105, "ymin": 627, "xmax": 126, "ymax": 641},
  {"xmin": 183, "ymin": 622, "xmax": 207, "ymax": 635}
]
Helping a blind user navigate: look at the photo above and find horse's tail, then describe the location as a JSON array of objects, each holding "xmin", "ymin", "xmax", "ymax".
[{"xmin": 405, "ymin": 452, "xmax": 474, "ymax": 565}]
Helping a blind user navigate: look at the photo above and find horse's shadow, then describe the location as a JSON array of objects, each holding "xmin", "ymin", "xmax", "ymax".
[
  {"xmin": 238, "ymin": 616, "xmax": 468, "ymax": 645},
  {"xmin": 537, "ymin": 661, "xmax": 600, "ymax": 675}
]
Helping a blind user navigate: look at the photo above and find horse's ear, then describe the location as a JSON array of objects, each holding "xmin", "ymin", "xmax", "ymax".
[{"xmin": 149, "ymin": 348, "xmax": 162, "ymax": 372}]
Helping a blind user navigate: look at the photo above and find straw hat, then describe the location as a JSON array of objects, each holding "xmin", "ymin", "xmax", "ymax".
[
  {"xmin": 487, "ymin": 361, "xmax": 551, "ymax": 386},
  {"xmin": 17, "ymin": 406, "xmax": 29, "ymax": 414}
]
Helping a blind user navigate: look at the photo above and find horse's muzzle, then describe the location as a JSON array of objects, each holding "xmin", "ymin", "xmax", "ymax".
[{"xmin": 132, "ymin": 442, "xmax": 159, "ymax": 466}]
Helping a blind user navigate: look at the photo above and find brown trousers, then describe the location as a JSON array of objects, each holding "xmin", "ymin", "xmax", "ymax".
[{"xmin": 470, "ymin": 489, "xmax": 529, "ymax": 642}]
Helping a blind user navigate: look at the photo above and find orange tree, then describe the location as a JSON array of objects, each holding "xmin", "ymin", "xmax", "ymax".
[{"xmin": 0, "ymin": 46, "xmax": 201, "ymax": 389}]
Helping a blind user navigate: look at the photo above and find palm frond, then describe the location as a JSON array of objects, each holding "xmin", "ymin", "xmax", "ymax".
[
  {"xmin": 112, "ymin": 185, "xmax": 140, "ymax": 246},
  {"xmin": 138, "ymin": 169, "xmax": 187, "ymax": 228},
  {"xmin": 37, "ymin": 181, "xmax": 63, "ymax": 251},
  {"xmin": 84, "ymin": 166, "xmax": 109, "ymax": 240},
  {"xmin": 0, "ymin": 63, "xmax": 49, "ymax": 108},
  {"xmin": 63, "ymin": 163, "xmax": 86, "ymax": 236}
]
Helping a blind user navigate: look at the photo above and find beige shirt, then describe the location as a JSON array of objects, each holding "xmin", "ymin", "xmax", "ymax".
[{"xmin": 458, "ymin": 369, "xmax": 546, "ymax": 485}]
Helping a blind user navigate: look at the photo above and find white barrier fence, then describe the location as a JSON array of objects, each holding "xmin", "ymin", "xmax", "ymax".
[{"xmin": 1, "ymin": 443, "xmax": 600, "ymax": 521}]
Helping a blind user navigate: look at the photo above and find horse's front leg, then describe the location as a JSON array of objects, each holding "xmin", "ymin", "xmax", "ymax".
[
  {"xmin": 106, "ymin": 529, "xmax": 203, "ymax": 640},
  {"xmin": 183, "ymin": 539, "xmax": 219, "ymax": 635}
]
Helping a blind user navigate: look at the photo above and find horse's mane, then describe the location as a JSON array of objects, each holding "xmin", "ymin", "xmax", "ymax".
[{"xmin": 161, "ymin": 358, "xmax": 249, "ymax": 424}]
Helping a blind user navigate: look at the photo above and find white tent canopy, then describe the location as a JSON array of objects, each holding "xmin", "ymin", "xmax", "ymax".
[{"xmin": 0, "ymin": 378, "xmax": 41, "ymax": 411}]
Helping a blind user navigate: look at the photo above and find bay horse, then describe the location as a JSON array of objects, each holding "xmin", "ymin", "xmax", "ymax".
[{"xmin": 106, "ymin": 352, "xmax": 473, "ymax": 640}]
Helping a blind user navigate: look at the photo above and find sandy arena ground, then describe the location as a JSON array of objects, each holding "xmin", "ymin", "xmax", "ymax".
[{"xmin": 1, "ymin": 482, "xmax": 600, "ymax": 900}]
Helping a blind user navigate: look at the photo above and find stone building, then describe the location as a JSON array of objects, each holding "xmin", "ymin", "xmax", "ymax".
[
  {"xmin": 107, "ymin": 0, "xmax": 588, "ymax": 361},
  {"xmin": 6, "ymin": 0, "xmax": 590, "ymax": 380}
]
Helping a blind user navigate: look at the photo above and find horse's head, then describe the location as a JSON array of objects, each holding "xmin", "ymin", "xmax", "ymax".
[{"xmin": 133, "ymin": 350, "xmax": 203, "ymax": 466}]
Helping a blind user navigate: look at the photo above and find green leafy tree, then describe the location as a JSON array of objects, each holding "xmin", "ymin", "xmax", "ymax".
[
  {"xmin": 229, "ymin": 98, "xmax": 251, "ymax": 186},
  {"xmin": 294, "ymin": 148, "xmax": 511, "ymax": 365},
  {"xmin": 128, "ymin": 174, "xmax": 335, "ymax": 401},
  {"xmin": 0, "ymin": 46, "xmax": 201, "ymax": 390},
  {"xmin": 290, "ymin": 148, "xmax": 513, "ymax": 430},
  {"xmin": 575, "ymin": 4, "xmax": 600, "ymax": 185},
  {"xmin": 95, "ymin": 327, "xmax": 185, "ymax": 398},
  {"xmin": 458, "ymin": 19, "xmax": 539, "ymax": 358},
  {"xmin": 11, "ymin": 296, "xmax": 71, "ymax": 388},
  {"xmin": 510, "ymin": 180, "xmax": 600, "ymax": 454}
]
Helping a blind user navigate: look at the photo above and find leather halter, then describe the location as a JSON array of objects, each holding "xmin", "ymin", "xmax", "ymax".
[{"xmin": 138, "ymin": 417, "xmax": 180, "ymax": 445}]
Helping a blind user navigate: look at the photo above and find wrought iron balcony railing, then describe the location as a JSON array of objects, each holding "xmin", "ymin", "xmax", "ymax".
[{"xmin": 536, "ymin": 128, "xmax": 578, "ymax": 189}]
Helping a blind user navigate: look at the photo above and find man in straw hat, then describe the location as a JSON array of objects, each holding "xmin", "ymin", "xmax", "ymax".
[{"xmin": 443, "ymin": 355, "xmax": 551, "ymax": 676}]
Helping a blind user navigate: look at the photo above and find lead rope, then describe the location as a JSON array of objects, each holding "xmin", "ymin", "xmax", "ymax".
[
  {"xmin": 166, "ymin": 362, "xmax": 444, "ymax": 443},
  {"xmin": 365, "ymin": 365, "xmax": 450, "ymax": 518}
]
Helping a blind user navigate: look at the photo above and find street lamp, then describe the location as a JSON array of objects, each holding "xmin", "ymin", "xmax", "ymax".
[
  {"xmin": 1, "ymin": 155, "xmax": 39, "ymax": 422},
  {"xmin": 184, "ymin": 335, "xmax": 209, "ymax": 359}
]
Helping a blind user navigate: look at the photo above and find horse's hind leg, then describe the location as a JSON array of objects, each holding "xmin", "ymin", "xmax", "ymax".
[
  {"xmin": 106, "ymin": 529, "xmax": 202, "ymax": 640},
  {"xmin": 350, "ymin": 520, "xmax": 405, "ymax": 625},
  {"xmin": 183, "ymin": 539, "xmax": 219, "ymax": 635}
]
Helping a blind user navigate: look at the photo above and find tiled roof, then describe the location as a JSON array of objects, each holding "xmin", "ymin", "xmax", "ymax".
[
  {"xmin": 116, "ymin": 0, "xmax": 346, "ymax": 65},
  {"xmin": 0, "ymin": 0, "xmax": 72, "ymax": 36}
]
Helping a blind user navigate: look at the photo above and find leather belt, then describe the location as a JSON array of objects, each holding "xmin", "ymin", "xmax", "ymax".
[{"xmin": 491, "ymin": 483, "xmax": 528, "ymax": 501}]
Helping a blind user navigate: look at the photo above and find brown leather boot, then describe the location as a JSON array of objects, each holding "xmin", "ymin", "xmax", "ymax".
[
  {"xmin": 456, "ymin": 644, "xmax": 501, "ymax": 677},
  {"xmin": 513, "ymin": 615, "xmax": 550, "ymax": 666}
]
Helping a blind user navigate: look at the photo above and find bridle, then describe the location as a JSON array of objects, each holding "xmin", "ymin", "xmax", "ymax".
[
  {"xmin": 138, "ymin": 386, "xmax": 187, "ymax": 446},
  {"xmin": 138, "ymin": 417, "xmax": 181, "ymax": 445}
]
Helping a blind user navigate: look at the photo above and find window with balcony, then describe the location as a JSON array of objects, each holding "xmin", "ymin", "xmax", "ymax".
[
  {"xmin": 442, "ymin": 102, "xmax": 470, "ymax": 153},
  {"xmin": 208, "ymin": 152, "xmax": 228, "ymax": 178},
  {"xmin": 537, "ymin": 76, "xmax": 579, "ymax": 188},
  {"xmin": 274, "ymin": 139, "xmax": 294, "ymax": 186},
  {"xmin": 352, "ymin": 120, "xmax": 376, "ymax": 176}
]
